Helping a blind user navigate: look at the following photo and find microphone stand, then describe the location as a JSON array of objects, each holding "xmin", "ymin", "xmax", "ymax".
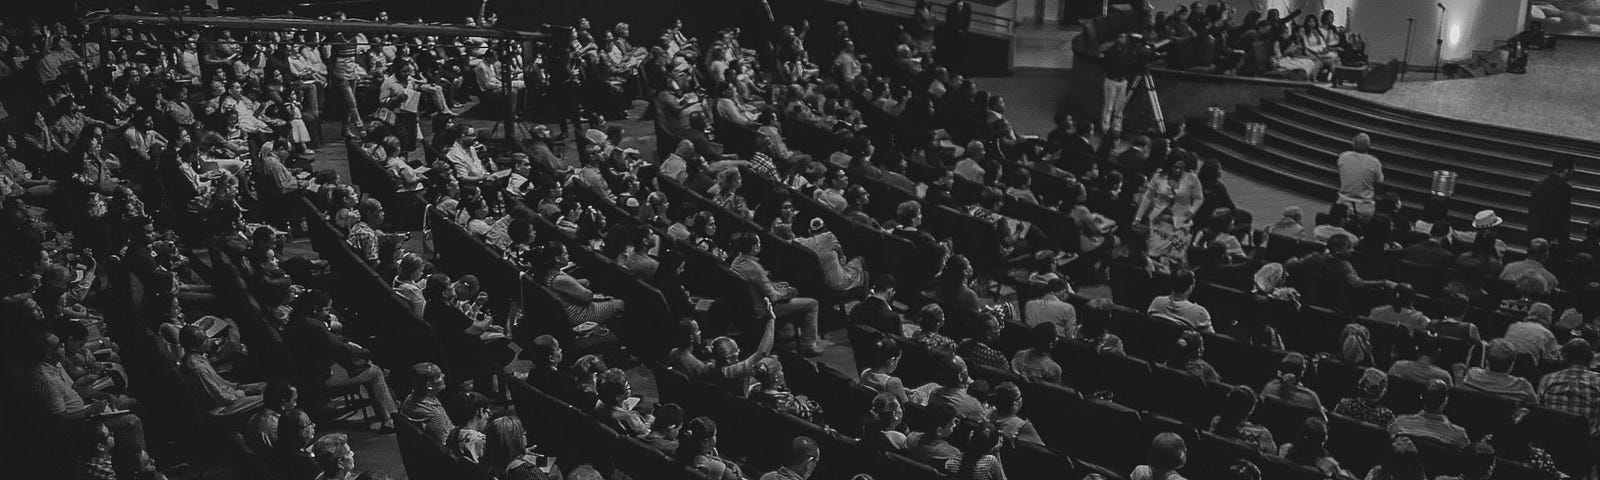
[
  {"xmin": 1402, "ymin": 18, "xmax": 1415, "ymax": 81},
  {"xmin": 1434, "ymin": 4, "xmax": 1446, "ymax": 80}
]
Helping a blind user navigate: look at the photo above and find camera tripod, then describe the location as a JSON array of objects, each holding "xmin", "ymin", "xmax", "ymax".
[{"xmin": 1130, "ymin": 72, "xmax": 1167, "ymax": 135}]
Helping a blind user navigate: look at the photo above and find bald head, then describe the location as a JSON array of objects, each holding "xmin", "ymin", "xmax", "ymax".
[{"xmin": 1352, "ymin": 133, "xmax": 1371, "ymax": 153}]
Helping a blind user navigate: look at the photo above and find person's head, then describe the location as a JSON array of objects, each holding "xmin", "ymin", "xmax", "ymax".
[
  {"xmin": 1148, "ymin": 432, "xmax": 1188, "ymax": 472},
  {"xmin": 710, "ymin": 336, "xmax": 742, "ymax": 366},
  {"xmin": 1171, "ymin": 268, "xmax": 1197, "ymax": 296},
  {"xmin": 1028, "ymin": 321, "xmax": 1060, "ymax": 353},
  {"xmin": 484, "ymin": 416, "xmax": 528, "ymax": 472},
  {"xmin": 1381, "ymin": 437, "xmax": 1426, "ymax": 480},
  {"xmin": 597, "ymin": 368, "xmax": 633, "ymax": 406},
  {"xmin": 919, "ymin": 402, "xmax": 960, "ymax": 438},
  {"xmin": 731, "ymin": 232, "xmax": 762, "ymax": 257},
  {"xmin": 1484, "ymin": 338, "xmax": 1518, "ymax": 374},
  {"xmin": 1563, "ymin": 338, "xmax": 1595, "ymax": 368},
  {"xmin": 784, "ymin": 436, "xmax": 822, "ymax": 477},
  {"xmin": 179, "ymin": 324, "xmax": 210, "ymax": 355},
  {"xmin": 1278, "ymin": 352, "xmax": 1307, "ymax": 385},
  {"xmin": 1327, "ymin": 233, "xmax": 1354, "ymax": 258},
  {"xmin": 679, "ymin": 416, "xmax": 720, "ymax": 459},
  {"xmin": 529, "ymin": 334, "xmax": 563, "ymax": 368},
  {"xmin": 445, "ymin": 390, "xmax": 493, "ymax": 428},
  {"xmin": 73, "ymin": 420, "xmax": 115, "ymax": 459},
  {"xmin": 991, "ymin": 381, "xmax": 1024, "ymax": 416},
  {"xmin": 652, "ymin": 403, "xmax": 684, "ymax": 436},
  {"xmin": 1290, "ymin": 417, "xmax": 1329, "ymax": 457},
  {"xmin": 264, "ymin": 381, "xmax": 299, "ymax": 413},
  {"xmin": 896, "ymin": 200, "xmax": 922, "ymax": 227},
  {"xmin": 1357, "ymin": 367, "xmax": 1389, "ymax": 400},
  {"xmin": 871, "ymin": 336, "xmax": 902, "ymax": 372},
  {"xmin": 311, "ymin": 433, "xmax": 355, "ymax": 476},
  {"xmin": 939, "ymin": 353, "xmax": 971, "ymax": 388},
  {"xmin": 868, "ymin": 391, "xmax": 904, "ymax": 432},
  {"xmin": 1176, "ymin": 330, "xmax": 1205, "ymax": 362},
  {"xmin": 412, "ymin": 362, "xmax": 446, "ymax": 396},
  {"xmin": 943, "ymin": 255, "xmax": 972, "ymax": 285},
  {"xmin": 1420, "ymin": 379, "xmax": 1451, "ymax": 412},
  {"xmin": 278, "ymin": 409, "xmax": 316, "ymax": 451},
  {"xmin": 1219, "ymin": 385, "xmax": 1259, "ymax": 425},
  {"xmin": 1552, "ymin": 158, "xmax": 1576, "ymax": 180},
  {"xmin": 1528, "ymin": 237, "xmax": 1552, "ymax": 262},
  {"xmin": 1461, "ymin": 441, "xmax": 1496, "ymax": 480},
  {"xmin": 952, "ymin": 423, "xmax": 1002, "ymax": 473},
  {"xmin": 919, "ymin": 303, "xmax": 946, "ymax": 333},
  {"xmin": 674, "ymin": 319, "xmax": 702, "ymax": 350}
]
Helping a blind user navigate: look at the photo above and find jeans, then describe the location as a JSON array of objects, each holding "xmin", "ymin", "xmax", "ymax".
[
  {"xmin": 1101, "ymin": 77, "xmax": 1132, "ymax": 134},
  {"xmin": 326, "ymin": 363, "xmax": 398, "ymax": 421},
  {"xmin": 772, "ymin": 297, "xmax": 820, "ymax": 349}
]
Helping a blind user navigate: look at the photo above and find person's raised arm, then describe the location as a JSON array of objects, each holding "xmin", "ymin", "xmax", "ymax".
[{"xmin": 743, "ymin": 300, "xmax": 779, "ymax": 364}]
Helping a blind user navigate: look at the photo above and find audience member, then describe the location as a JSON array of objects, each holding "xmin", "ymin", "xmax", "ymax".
[
  {"xmin": 1389, "ymin": 379, "xmax": 1470, "ymax": 449},
  {"xmin": 1332, "ymin": 368, "xmax": 1397, "ymax": 426}
]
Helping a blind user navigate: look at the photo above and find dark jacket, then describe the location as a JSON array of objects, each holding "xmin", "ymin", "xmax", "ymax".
[{"xmin": 1528, "ymin": 174, "xmax": 1572, "ymax": 243}]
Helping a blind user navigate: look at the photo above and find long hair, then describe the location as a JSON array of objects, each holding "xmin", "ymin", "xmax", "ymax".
[
  {"xmin": 483, "ymin": 415, "xmax": 528, "ymax": 475},
  {"xmin": 677, "ymin": 417, "xmax": 719, "ymax": 464}
]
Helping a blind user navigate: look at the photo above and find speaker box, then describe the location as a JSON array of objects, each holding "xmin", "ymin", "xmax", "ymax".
[{"xmin": 1357, "ymin": 59, "xmax": 1402, "ymax": 93}]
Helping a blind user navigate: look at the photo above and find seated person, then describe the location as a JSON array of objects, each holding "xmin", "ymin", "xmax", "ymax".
[
  {"xmin": 850, "ymin": 274, "xmax": 903, "ymax": 335},
  {"xmin": 678, "ymin": 417, "xmax": 745, "ymax": 480},
  {"xmin": 905, "ymin": 403, "xmax": 962, "ymax": 466},
  {"xmin": 861, "ymin": 393, "xmax": 909, "ymax": 451},
  {"xmin": 988, "ymin": 382, "xmax": 1044, "ymax": 445},
  {"xmin": 643, "ymin": 403, "xmax": 684, "ymax": 457},
  {"xmin": 596, "ymin": 368, "xmax": 652, "ymax": 438},
  {"xmin": 911, "ymin": 304, "xmax": 959, "ymax": 355},
  {"xmin": 1146, "ymin": 269, "xmax": 1215, "ymax": 332},
  {"xmin": 957, "ymin": 312, "xmax": 1009, "ymax": 371},
  {"xmin": 524, "ymin": 242, "xmax": 626, "ymax": 326},
  {"xmin": 1011, "ymin": 323, "xmax": 1064, "ymax": 383},
  {"xmin": 245, "ymin": 382, "xmax": 299, "ymax": 455},
  {"xmin": 401, "ymin": 362, "xmax": 454, "ymax": 445},
  {"xmin": 282, "ymin": 291, "xmax": 399, "ymax": 431},
  {"xmin": 444, "ymin": 391, "xmax": 493, "ymax": 464},
  {"xmin": 29, "ymin": 331, "xmax": 147, "ymax": 463},
  {"xmin": 178, "ymin": 325, "xmax": 265, "ymax": 413},
  {"xmin": 859, "ymin": 336, "xmax": 910, "ymax": 403},
  {"xmin": 728, "ymin": 233, "xmax": 823, "ymax": 356},
  {"xmin": 749, "ymin": 357, "xmax": 825, "ymax": 425},
  {"xmin": 927, "ymin": 354, "xmax": 990, "ymax": 421},
  {"xmin": 1389, "ymin": 380, "xmax": 1470, "ymax": 449},
  {"xmin": 1210, "ymin": 385, "xmax": 1279, "ymax": 455},
  {"xmin": 1259, "ymin": 353, "xmax": 1326, "ymax": 415},
  {"xmin": 1332, "ymin": 368, "xmax": 1398, "ymax": 426}
]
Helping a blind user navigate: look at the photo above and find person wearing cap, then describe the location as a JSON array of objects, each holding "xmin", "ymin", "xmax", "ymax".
[
  {"xmin": 1529, "ymin": 158, "xmax": 1575, "ymax": 245},
  {"xmin": 1390, "ymin": 379, "xmax": 1470, "ymax": 449},
  {"xmin": 1022, "ymin": 273, "xmax": 1077, "ymax": 338},
  {"xmin": 1501, "ymin": 238, "xmax": 1560, "ymax": 289},
  {"xmin": 1538, "ymin": 338, "xmax": 1600, "ymax": 436},
  {"xmin": 760, "ymin": 436, "xmax": 821, "ymax": 480},
  {"xmin": 1131, "ymin": 432, "xmax": 1191, "ymax": 480},
  {"xmin": 1333, "ymin": 368, "xmax": 1397, "ymax": 426},
  {"xmin": 1335, "ymin": 132, "xmax": 1383, "ymax": 221},
  {"xmin": 1458, "ymin": 339, "xmax": 1538, "ymax": 404}
]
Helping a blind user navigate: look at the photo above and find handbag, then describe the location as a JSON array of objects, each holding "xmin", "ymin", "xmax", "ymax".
[{"xmin": 372, "ymin": 107, "xmax": 397, "ymax": 125}]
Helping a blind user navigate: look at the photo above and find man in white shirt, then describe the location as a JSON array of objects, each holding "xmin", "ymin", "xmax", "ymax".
[
  {"xmin": 1024, "ymin": 273, "xmax": 1078, "ymax": 337},
  {"xmin": 1500, "ymin": 238, "xmax": 1560, "ymax": 289},
  {"xmin": 444, "ymin": 124, "xmax": 489, "ymax": 184},
  {"xmin": 1336, "ymin": 133, "xmax": 1383, "ymax": 221}
]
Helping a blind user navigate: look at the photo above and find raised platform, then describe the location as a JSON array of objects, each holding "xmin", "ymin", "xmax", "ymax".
[{"xmin": 1333, "ymin": 40, "xmax": 1600, "ymax": 144}]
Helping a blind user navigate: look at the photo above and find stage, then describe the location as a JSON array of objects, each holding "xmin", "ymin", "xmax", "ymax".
[{"xmin": 1334, "ymin": 40, "xmax": 1600, "ymax": 143}]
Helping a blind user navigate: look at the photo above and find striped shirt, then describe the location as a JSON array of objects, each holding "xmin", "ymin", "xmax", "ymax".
[{"xmin": 1389, "ymin": 412, "xmax": 1469, "ymax": 448}]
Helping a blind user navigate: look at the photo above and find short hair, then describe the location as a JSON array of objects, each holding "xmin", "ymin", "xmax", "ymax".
[
  {"xmin": 1171, "ymin": 269, "xmax": 1196, "ymax": 293},
  {"xmin": 596, "ymin": 368, "xmax": 631, "ymax": 403},
  {"xmin": 730, "ymin": 232, "xmax": 761, "ymax": 255},
  {"xmin": 1148, "ymin": 432, "xmax": 1188, "ymax": 470},
  {"xmin": 919, "ymin": 303, "xmax": 945, "ymax": 330},
  {"xmin": 444, "ymin": 391, "xmax": 492, "ymax": 425},
  {"xmin": 411, "ymin": 362, "xmax": 443, "ymax": 392},
  {"xmin": 529, "ymin": 335, "xmax": 561, "ymax": 366},
  {"xmin": 1279, "ymin": 352, "xmax": 1307, "ymax": 376},
  {"xmin": 311, "ymin": 433, "xmax": 352, "ymax": 473},
  {"xmin": 1420, "ymin": 379, "xmax": 1451, "ymax": 410},
  {"xmin": 1352, "ymin": 133, "xmax": 1371, "ymax": 152},
  {"xmin": 1031, "ymin": 322, "xmax": 1059, "ymax": 350},
  {"xmin": 1529, "ymin": 238, "xmax": 1551, "ymax": 260},
  {"xmin": 896, "ymin": 200, "xmax": 922, "ymax": 225},
  {"xmin": 652, "ymin": 403, "xmax": 684, "ymax": 431},
  {"xmin": 787, "ymin": 436, "xmax": 820, "ymax": 466},
  {"xmin": 264, "ymin": 381, "xmax": 298, "ymax": 412},
  {"xmin": 871, "ymin": 274, "xmax": 898, "ymax": 292},
  {"xmin": 1327, "ymin": 233, "xmax": 1353, "ymax": 252},
  {"xmin": 919, "ymin": 403, "xmax": 959, "ymax": 433}
]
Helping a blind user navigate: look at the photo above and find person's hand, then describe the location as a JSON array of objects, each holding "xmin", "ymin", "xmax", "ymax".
[{"xmin": 87, "ymin": 399, "xmax": 109, "ymax": 415}]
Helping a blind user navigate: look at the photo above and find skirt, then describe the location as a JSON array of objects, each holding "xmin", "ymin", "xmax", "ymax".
[{"xmin": 289, "ymin": 119, "xmax": 311, "ymax": 143}]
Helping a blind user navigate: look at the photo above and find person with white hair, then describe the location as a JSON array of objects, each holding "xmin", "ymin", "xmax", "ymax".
[{"xmin": 1336, "ymin": 132, "xmax": 1383, "ymax": 221}]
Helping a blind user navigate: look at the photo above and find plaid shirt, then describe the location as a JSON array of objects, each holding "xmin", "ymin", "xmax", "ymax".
[
  {"xmin": 1539, "ymin": 366, "xmax": 1600, "ymax": 436},
  {"xmin": 959, "ymin": 339, "xmax": 1009, "ymax": 371}
]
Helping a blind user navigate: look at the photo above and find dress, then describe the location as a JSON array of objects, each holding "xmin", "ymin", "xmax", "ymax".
[
  {"xmin": 795, "ymin": 232, "xmax": 865, "ymax": 291},
  {"xmin": 546, "ymin": 272, "xmax": 626, "ymax": 326},
  {"xmin": 286, "ymin": 102, "xmax": 311, "ymax": 142}
]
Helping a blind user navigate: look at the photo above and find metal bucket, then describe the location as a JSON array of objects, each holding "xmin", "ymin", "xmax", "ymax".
[
  {"xmin": 1206, "ymin": 107, "xmax": 1226, "ymax": 130},
  {"xmin": 1245, "ymin": 122, "xmax": 1266, "ymax": 145},
  {"xmin": 1431, "ymin": 170, "xmax": 1458, "ymax": 197}
]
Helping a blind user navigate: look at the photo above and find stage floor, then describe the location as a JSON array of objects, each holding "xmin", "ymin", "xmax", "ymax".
[{"xmin": 1333, "ymin": 40, "xmax": 1600, "ymax": 143}]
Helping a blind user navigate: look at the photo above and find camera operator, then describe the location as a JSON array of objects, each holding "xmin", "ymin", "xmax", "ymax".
[{"xmin": 1098, "ymin": 33, "xmax": 1150, "ymax": 136}]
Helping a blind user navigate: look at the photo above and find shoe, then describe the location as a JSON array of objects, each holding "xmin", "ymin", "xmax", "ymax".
[{"xmin": 800, "ymin": 345, "xmax": 825, "ymax": 357}]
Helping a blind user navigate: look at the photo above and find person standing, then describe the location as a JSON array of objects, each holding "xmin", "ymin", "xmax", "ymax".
[
  {"xmin": 1336, "ymin": 133, "xmax": 1383, "ymax": 222},
  {"xmin": 1098, "ymin": 33, "xmax": 1142, "ymax": 136},
  {"xmin": 1528, "ymin": 158, "xmax": 1575, "ymax": 245}
]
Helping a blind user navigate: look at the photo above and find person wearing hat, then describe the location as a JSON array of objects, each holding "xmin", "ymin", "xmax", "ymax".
[
  {"xmin": 1333, "ymin": 368, "xmax": 1398, "ymax": 426},
  {"xmin": 1023, "ymin": 273, "xmax": 1077, "ymax": 338},
  {"xmin": 1537, "ymin": 338, "xmax": 1600, "ymax": 436},
  {"xmin": 1335, "ymin": 132, "xmax": 1383, "ymax": 222},
  {"xmin": 796, "ymin": 217, "xmax": 866, "ymax": 292},
  {"xmin": 1452, "ymin": 209, "xmax": 1509, "ymax": 254},
  {"xmin": 1528, "ymin": 158, "xmax": 1575, "ymax": 245},
  {"xmin": 1458, "ymin": 339, "xmax": 1538, "ymax": 404},
  {"xmin": 1390, "ymin": 379, "xmax": 1470, "ymax": 449}
]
